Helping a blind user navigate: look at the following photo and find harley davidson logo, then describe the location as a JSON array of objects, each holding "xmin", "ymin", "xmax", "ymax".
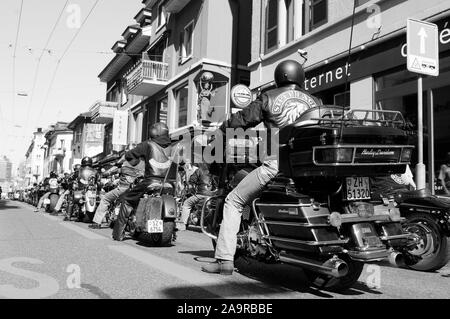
[{"xmin": 360, "ymin": 149, "xmax": 395, "ymax": 157}]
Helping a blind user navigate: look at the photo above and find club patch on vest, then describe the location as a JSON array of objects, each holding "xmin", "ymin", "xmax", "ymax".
[{"xmin": 272, "ymin": 90, "xmax": 317, "ymax": 124}]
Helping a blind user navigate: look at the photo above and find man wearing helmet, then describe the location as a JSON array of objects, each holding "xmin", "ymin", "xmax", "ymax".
[
  {"xmin": 112, "ymin": 122, "xmax": 179, "ymax": 241},
  {"xmin": 202, "ymin": 60, "xmax": 322, "ymax": 275},
  {"xmin": 89, "ymin": 143, "xmax": 145, "ymax": 229},
  {"xmin": 34, "ymin": 171, "xmax": 58, "ymax": 212}
]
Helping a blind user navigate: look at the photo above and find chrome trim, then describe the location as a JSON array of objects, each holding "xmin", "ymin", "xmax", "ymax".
[
  {"xmin": 279, "ymin": 253, "xmax": 348, "ymax": 278},
  {"xmin": 255, "ymin": 202, "xmax": 313, "ymax": 208},
  {"xmin": 261, "ymin": 220, "xmax": 330, "ymax": 228},
  {"xmin": 347, "ymin": 249, "xmax": 389, "ymax": 261},
  {"xmin": 380, "ymin": 234, "xmax": 414, "ymax": 241},
  {"xmin": 311, "ymin": 144, "xmax": 415, "ymax": 167},
  {"xmin": 339, "ymin": 213, "xmax": 392, "ymax": 224},
  {"xmin": 264, "ymin": 235, "xmax": 349, "ymax": 246}
]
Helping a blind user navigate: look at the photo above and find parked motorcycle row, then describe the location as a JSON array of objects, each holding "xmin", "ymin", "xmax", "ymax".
[{"xmin": 15, "ymin": 107, "xmax": 450, "ymax": 292}]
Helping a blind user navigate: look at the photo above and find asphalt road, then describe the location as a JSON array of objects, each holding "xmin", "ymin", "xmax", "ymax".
[{"xmin": 0, "ymin": 199, "xmax": 449, "ymax": 299}]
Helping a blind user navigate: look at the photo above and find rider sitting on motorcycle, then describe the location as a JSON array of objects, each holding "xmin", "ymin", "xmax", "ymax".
[
  {"xmin": 34, "ymin": 171, "xmax": 58, "ymax": 212},
  {"xmin": 178, "ymin": 163, "xmax": 217, "ymax": 231},
  {"xmin": 201, "ymin": 60, "xmax": 322, "ymax": 275},
  {"xmin": 112, "ymin": 122, "xmax": 179, "ymax": 241},
  {"xmin": 89, "ymin": 144, "xmax": 145, "ymax": 229}
]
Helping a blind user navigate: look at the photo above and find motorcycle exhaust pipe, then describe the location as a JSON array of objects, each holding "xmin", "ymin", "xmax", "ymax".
[
  {"xmin": 279, "ymin": 253, "xmax": 349, "ymax": 278},
  {"xmin": 388, "ymin": 251, "xmax": 406, "ymax": 268}
]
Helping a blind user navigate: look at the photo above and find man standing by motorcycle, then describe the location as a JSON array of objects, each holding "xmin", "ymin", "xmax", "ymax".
[
  {"xmin": 89, "ymin": 144, "xmax": 145, "ymax": 229},
  {"xmin": 201, "ymin": 60, "xmax": 322, "ymax": 275},
  {"xmin": 112, "ymin": 122, "xmax": 178, "ymax": 241}
]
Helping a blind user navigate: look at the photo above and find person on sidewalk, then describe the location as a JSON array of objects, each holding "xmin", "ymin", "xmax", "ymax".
[
  {"xmin": 178, "ymin": 163, "xmax": 217, "ymax": 231},
  {"xmin": 201, "ymin": 60, "xmax": 321, "ymax": 275},
  {"xmin": 89, "ymin": 145, "xmax": 145, "ymax": 229}
]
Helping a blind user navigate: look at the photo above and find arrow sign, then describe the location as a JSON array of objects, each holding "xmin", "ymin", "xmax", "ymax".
[
  {"xmin": 407, "ymin": 19, "xmax": 439, "ymax": 76},
  {"xmin": 417, "ymin": 27, "xmax": 428, "ymax": 54}
]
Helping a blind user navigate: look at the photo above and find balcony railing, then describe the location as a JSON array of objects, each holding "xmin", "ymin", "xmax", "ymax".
[
  {"xmin": 126, "ymin": 58, "xmax": 169, "ymax": 96},
  {"xmin": 90, "ymin": 101, "xmax": 119, "ymax": 124}
]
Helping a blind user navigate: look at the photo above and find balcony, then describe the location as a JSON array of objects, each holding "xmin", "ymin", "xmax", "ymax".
[
  {"xmin": 52, "ymin": 148, "xmax": 66, "ymax": 158},
  {"xmin": 165, "ymin": 0, "xmax": 191, "ymax": 13},
  {"xmin": 90, "ymin": 101, "xmax": 119, "ymax": 124},
  {"xmin": 126, "ymin": 58, "xmax": 169, "ymax": 96}
]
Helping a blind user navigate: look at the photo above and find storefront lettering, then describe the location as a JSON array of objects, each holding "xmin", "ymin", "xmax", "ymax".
[
  {"xmin": 401, "ymin": 21, "xmax": 450, "ymax": 57},
  {"xmin": 304, "ymin": 63, "xmax": 351, "ymax": 91}
]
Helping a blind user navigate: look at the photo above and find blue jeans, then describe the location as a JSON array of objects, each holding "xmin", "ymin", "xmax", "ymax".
[
  {"xmin": 215, "ymin": 160, "xmax": 278, "ymax": 261},
  {"xmin": 93, "ymin": 183, "xmax": 130, "ymax": 225}
]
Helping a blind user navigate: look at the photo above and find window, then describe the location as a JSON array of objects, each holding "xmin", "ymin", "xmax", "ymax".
[
  {"xmin": 176, "ymin": 85, "xmax": 189, "ymax": 128},
  {"xmin": 60, "ymin": 140, "xmax": 65, "ymax": 149},
  {"xmin": 158, "ymin": 96, "xmax": 168, "ymax": 124},
  {"xmin": 265, "ymin": 0, "xmax": 278, "ymax": 53},
  {"xmin": 310, "ymin": 0, "xmax": 328, "ymax": 29},
  {"xmin": 157, "ymin": 1, "xmax": 167, "ymax": 28},
  {"xmin": 179, "ymin": 21, "xmax": 194, "ymax": 62}
]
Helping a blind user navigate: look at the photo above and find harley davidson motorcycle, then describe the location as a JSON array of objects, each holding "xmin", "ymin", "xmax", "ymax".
[
  {"xmin": 200, "ymin": 106, "xmax": 430, "ymax": 291},
  {"xmin": 117, "ymin": 145, "xmax": 182, "ymax": 246},
  {"xmin": 43, "ymin": 177, "xmax": 60, "ymax": 213}
]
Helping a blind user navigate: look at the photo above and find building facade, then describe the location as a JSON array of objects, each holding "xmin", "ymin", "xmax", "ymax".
[
  {"xmin": 98, "ymin": 0, "xmax": 252, "ymax": 153},
  {"xmin": 0, "ymin": 156, "xmax": 12, "ymax": 183},
  {"xmin": 42, "ymin": 122, "xmax": 74, "ymax": 176},
  {"xmin": 24, "ymin": 128, "xmax": 46, "ymax": 186},
  {"xmin": 249, "ymin": 0, "xmax": 450, "ymax": 186}
]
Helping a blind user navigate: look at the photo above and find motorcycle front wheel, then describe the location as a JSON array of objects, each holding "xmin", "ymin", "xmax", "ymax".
[
  {"xmin": 403, "ymin": 212, "xmax": 449, "ymax": 272},
  {"xmin": 303, "ymin": 256, "xmax": 364, "ymax": 292}
]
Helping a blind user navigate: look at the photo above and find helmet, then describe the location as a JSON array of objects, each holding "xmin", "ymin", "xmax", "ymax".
[
  {"xmin": 274, "ymin": 60, "xmax": 305, "ymax": 88},
  {"xmin": 73, "ymin": 164, "xmax": 81, "ymax": 172},
  {"xmin": 149, "ymin": 122, "xmax": 169, "ymax": 139},
  {"xmin": 81, "ymin": 156, "xmax": 93, "ymax": 167},
  {"xmin": 49, "ymin": 171, "xmax": 58, "ymax": 178}
]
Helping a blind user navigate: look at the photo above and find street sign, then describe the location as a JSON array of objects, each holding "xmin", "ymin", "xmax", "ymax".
[{"xmin": 407, "ymin": 19, "xmax": 439, "ymax": 76}]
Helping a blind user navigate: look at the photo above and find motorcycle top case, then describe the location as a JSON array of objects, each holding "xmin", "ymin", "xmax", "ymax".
[{"xmin": 278, "ymin": 107, "xmax": 413, "ymax": 178}]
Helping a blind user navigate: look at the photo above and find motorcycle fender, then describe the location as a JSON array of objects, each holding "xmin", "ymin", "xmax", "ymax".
[
  {"xmin": 400, "ymin": 205, "xmax": 450, "ymax": 236},
  {"xmin": 161, "ymin": 195, "xmax": 177, "ymax": 219}
]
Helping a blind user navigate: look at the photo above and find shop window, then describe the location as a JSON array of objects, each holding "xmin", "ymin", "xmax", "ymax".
[
  {"xmin": 265, "ymin": 0, "xmax": 278, "ymax": 53},
  {"xmin": 310, "ymin": 0, "xmax": 328, "ymax": 30},
  {"xmin": 176, "ymin": 85, "xmax": 189, "ymax": 128},
  {"xmin": 179, "ymin": 21, "xmax": 194, "ymax": 63}
]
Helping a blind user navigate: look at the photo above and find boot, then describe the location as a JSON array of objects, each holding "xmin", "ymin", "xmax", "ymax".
[
  {"xmin": 112, "ymin": 201, "xmax": 133, "ymax": 241},
  {"xmin": 201, "ymin": 260, "xmax": 234, "ymax": 275}
]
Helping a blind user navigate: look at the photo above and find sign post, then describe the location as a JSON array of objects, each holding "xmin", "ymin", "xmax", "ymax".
[{"xmin": 407, "ymin": 18, "xmax": 439, "ymax": 190}]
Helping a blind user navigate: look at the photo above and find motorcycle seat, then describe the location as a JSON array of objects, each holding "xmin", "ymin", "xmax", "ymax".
[{"xmin": 147, "ymin": 181, "xmax": 174, "ymax": 193}]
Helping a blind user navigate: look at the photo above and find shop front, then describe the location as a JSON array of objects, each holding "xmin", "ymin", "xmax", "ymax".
[{"xmin": 302, "ymin": 15, "xmax": 450, "ymax": 190}]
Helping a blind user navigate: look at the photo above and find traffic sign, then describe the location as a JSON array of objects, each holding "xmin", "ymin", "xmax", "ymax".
[{"xmin": 407, "ymin": 19, "xmax": 439, "ymax": 76}]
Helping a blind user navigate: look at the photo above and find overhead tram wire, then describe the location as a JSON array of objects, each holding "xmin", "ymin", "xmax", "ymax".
[
  {"xmin": 12, "ymin": 0, "xmax": 25, "ymax": 128},
  {"xmin": 35, "ymin": 0, "xmax": 101, "ymax": 127},
  {"xmin": 24, "ymin": 0, "xmax": 70, "ymax": 129}
]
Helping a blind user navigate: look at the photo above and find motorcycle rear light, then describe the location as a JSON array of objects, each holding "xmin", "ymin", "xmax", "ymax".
[
  {"xmin": 400, "ymin": 148, "xmax": 413, "ymax": 162},
  {"xmin": 316, "ymin": 148, "xmax": 353, "ymax": 164}
]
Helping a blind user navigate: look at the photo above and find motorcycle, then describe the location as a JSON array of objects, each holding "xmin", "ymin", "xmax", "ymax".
[
  {"xmin": 117, "ymin": 147, "xmax": 182, "ymax": 246},
  {"xmin": 393, "ymin": 189, "xmax": 449, "ymax": 271},
  {"xmin": 201, "ymin": 106, "xmax": 424, "ymax": 291},
  {"xmin": 43, "ymin": 177, "xmax": 60, "ymax": 213}
]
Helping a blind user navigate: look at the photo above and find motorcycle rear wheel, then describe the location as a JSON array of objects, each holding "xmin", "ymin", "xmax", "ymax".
[
  {"xmin": 303, "ymin": 256, "xmax": 364, "ymax": 292},
  {"xmin": 49, "ymin": 194, "xmax": 59, "ymax": 213},
  {"xmin": 137, "ymin": 220, "xmax": 175, "ymax": 247},
  {"xmin": 403, "ymin": 212, "xmax": 449, "ymax": 272}
]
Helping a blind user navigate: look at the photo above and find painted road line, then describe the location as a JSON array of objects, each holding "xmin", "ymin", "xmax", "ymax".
[
  {"xmin": 59, "ymin": 222, "xmax": 106, "ymax": 240},
  {"xmin": 108, "ymin": 245, "xmax": 292, "ymax": 299}
]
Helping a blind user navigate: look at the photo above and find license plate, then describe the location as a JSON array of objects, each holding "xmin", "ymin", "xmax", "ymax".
[
  {"xmin": 346, "ymin": 177, "xmax": 371, "ymax": 201},
  {"xmin": 147, "ymin": 219, "xmax": 163, "ymax": 233},
  {"xmin": 44, "ymin": 199, "xmax": 50, "ymax": 205}
]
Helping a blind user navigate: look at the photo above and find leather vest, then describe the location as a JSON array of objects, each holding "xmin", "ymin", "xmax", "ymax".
[
  {"xmin": 147, "ymin": 141, "xmax": 173, "ymax": 178},
  {"xmin": 264, "ymin": 85, "xmax": 321, "ymax": 129}
]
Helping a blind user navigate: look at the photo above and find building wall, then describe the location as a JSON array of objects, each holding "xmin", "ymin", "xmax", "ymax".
[{"xmin": 249, "ymin": 0, "xmax": 450, "ymax": 90}]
